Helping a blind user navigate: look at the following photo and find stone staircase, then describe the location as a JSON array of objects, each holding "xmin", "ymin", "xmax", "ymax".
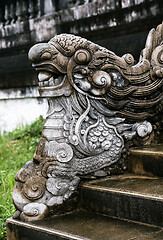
[{"xmin": 6, "ymin": 144, "xmax": 163, "ymax": 240}]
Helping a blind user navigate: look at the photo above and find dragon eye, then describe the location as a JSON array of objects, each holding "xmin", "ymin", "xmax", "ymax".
[
  {"xmin": 40, "ymin": 52, "xmax": 52, "ymax": 60},
  {"xmin": 74, "ymin": 49, "xmax": 91, "ymax": 64}
]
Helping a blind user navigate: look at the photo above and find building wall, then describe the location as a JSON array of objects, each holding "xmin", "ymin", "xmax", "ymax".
[{"xmin": 0, "ymin": 87, "xmax": 47, "ymax": 132}]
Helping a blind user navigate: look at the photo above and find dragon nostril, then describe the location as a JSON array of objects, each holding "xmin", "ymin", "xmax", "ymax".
[{"xmin": 40, "ymin": 52, "xmax": 52, "ymax": 60}]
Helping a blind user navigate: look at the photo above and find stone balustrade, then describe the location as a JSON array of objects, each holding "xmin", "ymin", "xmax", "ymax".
[
  {"xmin": 0, "ymin": 0, "xmax": 162, "ymax": 51},
  {"xmin": 0, "ymin": 0, "xmax": 162, "ymax": 85},
  {"xmin": 0, "ymin": 0, "xmax": 99, "ymax": 27},
  {"xmin": 0, "ymin": 0, "xmax": 38, "ymax": 26}
]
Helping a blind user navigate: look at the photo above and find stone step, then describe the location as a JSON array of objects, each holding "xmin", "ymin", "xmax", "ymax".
[
  {"xmin": 80, "ymin": 174, "xmax": 163, "ymax": 227},
  {"xmin": 6, "ymin": 210, "xmax": 163, "ymax": 240},
  {"xmin": 127, "ymin": 144, "xmax": 163, "ymax": 177}
]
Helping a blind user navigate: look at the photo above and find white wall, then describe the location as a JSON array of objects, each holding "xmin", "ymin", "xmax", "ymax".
[{"xmin": 0, "ymin": 87, "xmax": 48, "ymax": 133}]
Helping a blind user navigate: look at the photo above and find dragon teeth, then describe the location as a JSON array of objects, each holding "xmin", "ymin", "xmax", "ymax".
[
  {"xmin": 39, "ymin": 82, "xmax": 43, "ymax": 87},
  {"xmin": 49, "ymin": 77, "xmax": 55, "ymax": 86},
  {"xmin": 39, "ymin": 77, "xmax": 55, "ymax": 87},
  {"xmin": 38, "ymin": 72, "xmax": 52, "ymax": 82},
  {"xmin": 42, "ymin": 80, "xmax": 48, "ymax": 86}
]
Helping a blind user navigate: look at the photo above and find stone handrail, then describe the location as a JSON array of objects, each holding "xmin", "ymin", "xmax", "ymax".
[{"xmin": 12, "ymin": 22, "xmax": 163, "ymax": 221}]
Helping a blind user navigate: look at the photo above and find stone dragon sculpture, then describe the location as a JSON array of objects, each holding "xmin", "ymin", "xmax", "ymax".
[{"xmin": 12, "ymin": 23, "xmax": 163, "ymax": 221}]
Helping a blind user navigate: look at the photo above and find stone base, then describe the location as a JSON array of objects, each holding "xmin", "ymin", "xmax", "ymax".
[
  {"xmin": 128, "ymin": 144, "xmax": 163, "ymax": 177},
  {"xmin": 80, "ymin": 174, "xmax": 163, "ymax": 227},
  {"xmin": 6, "ymin": 210, "xmax": 163, "ymax": 240},
  {"xmin": 6, "ymin": 216, "xmax": 82, "ymax": 240}
]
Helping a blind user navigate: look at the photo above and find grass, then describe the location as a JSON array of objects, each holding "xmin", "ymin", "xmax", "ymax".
[{"xmin": 0, "ymin": 116, "xmax": 44, "ymax": 239}]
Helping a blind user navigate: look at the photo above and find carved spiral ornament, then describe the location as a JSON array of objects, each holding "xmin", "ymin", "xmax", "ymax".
[
  {"xmin": 122, "ymin": 53, "xmax": 135, "ymax": 65},
  {"xmin": 54, "ymin": 143, "xmax": 74, "ymax": 163},
  {"xmin": 44, "ymin": 141, "xmax": 73, "ymax": 163},
  {"xmin": 23, "ymin": 177, "xmax": 46, "ymax": 200},
  {"xmin": 90, "ymin": 71, "xmax": 112, "ymax": 95},
  {"xmin": 136, "ymin": 121, "xmax": 152, "ymax": 138},
  {"xmin": 22, "ymin": 203, "xmax": 48, "ymax": 221},
  {"xmin": 152, "ymin": 45, "xmax": 163, "ymax": 67},
  {"xmin": 158, "ymin": 49, "xmax": 163, "ymax": 64}
]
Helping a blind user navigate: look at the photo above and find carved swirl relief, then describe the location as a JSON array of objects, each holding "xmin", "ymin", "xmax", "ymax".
[{"xmin": 12, "ymin": 23, "xmax": 163, "ymax": 221}]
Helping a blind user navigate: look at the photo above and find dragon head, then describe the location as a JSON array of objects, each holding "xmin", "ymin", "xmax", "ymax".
[
  {"xmin": 28, "ymin": 34, "xmax": 121, "ymax": 98},
  {"xmin": 29, "ymin": 31, "xmax": 163, "ymax": 121}
]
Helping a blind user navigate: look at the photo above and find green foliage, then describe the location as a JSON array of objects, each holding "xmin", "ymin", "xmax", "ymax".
[
  {"xmin": 9, "ymin": 115, "xmax": 44, "ymax": 139},
  {"xmin": 0, "ymin": 116, "xmax": 44, "ymax": 239}
]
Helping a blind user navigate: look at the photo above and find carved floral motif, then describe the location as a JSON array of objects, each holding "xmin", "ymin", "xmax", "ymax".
[{"xmin": 12, "ymin": 23, "xmax": 163, "ymax": 221}]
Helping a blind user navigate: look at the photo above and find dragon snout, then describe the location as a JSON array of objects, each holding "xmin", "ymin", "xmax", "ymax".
[{"xmin": 28, "ymin": 43, "xmax": 51, "ymax": 63}]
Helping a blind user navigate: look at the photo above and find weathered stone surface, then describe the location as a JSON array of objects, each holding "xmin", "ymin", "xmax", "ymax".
[
  {"xmin": 6, "ymin": 210, "xmax": 163, "ymax": 240},
  {"xmin": 127, "ymin": 144, "xmax": 163, "ymax": 177},
  {"xmin": 80, "ymin": 174, "xmax": 163, "ymax": 226},
  {"xmin": 12, "ymin": 22, "xmax": 163, "ymax": 221}
]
